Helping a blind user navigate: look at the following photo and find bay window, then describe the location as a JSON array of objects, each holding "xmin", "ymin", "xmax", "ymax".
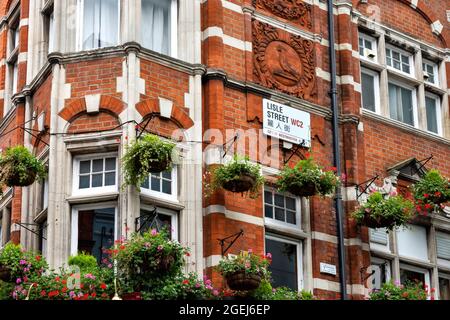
[
  {"xmin": 388, "ymin": 82, "xmax": 416, "ymax": 126},
  {"xmin": 71, "ymin": 204, "xmax": 116, "ymax": 263},
  {"xmin": 78, "ymin": 0, "xmax": 120, "ymax": 50},
  {"xmin": 141, "ymin": 0, "xmax": 177, "ymax": 56}
]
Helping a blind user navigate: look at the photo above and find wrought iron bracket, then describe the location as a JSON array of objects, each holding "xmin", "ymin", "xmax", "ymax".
[
  {"xmin": 222, "ymin": 133, "xmax": 240, "ymax": 158},
  {"xmin": 134, "ymin": 206, "xmax": 160, "ymax": 233},
  {"xmin": 15, "ymin": 222, "xmax": 47, "ymax": 240},
  {"xmin": 136, "ymin": 114, "xmax": 156, "ymax": 139},
  {"xmin": 283, "ymin": 139, "xmax": 306, "ymax": 165},
  {"xmin": 355, "ymin": 174, "xmax": 379, "ymax": 200},
  {"xmin": 218, "ymin": 229, "xmax": 244, "ymax": 256},
  {"xmin": 411, "ymin": 154, "xmax": 433, "ymax": 176}
]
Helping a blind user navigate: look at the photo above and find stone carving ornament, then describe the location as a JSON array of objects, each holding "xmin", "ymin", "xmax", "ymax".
[
  {"xmin": 253, "ymin": 0, "xmax": 312, "ymax": 29},
  {"xmin": 253, "ymin": 20, "xmax": 316, "ymax": 99}
]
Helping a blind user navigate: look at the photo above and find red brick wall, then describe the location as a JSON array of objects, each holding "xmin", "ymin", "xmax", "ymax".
[{"xmin": 67, "ymin": 112, "xmax": 120, "ymax": 134}]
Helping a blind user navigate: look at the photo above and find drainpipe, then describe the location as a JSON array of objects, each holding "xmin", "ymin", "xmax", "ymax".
[{"xmin": 327, "ymin": 0, "xmax": 347, "ymax": 300}]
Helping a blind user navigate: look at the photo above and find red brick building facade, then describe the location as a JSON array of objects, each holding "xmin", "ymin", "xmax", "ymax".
[{"xmin": 0, "ymin": 0, "xmax": 448, "ymax": 300}]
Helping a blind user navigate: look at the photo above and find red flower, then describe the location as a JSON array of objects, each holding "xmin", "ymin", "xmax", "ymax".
[
  {"xmin": 182, "ymin": 279, "xmax": 190, "ymax": 285},
  {"xmin": 402, "ymin": 292, "xmax": 409, "ymax": 298},
  {"xmin": 423, "ymin": 193, "xmax": 429, "ymax": 198},
  {"xmin": 330, "ymin": 167, "xmax": 337, "ymax": 172},
  {"xmin": 185, "ymin": 252, "xmax": 191, "ymax": 257},
  {"xmin": 40, "ymin": 290, "xmax": 46, "ymax": 297},
  {"xmin": 435, "ymin": 191, "xmax": 441, "ymax": 197},
  {"xmin": 48, "ymin": 290, "xmax": 60, "ymax": 298},
  {"xmin": 100, "ymin": 283, "xmax": 107, "ymax": 290},
  {"xmin": 35, "ymin": 256, "xmax": 41, "ymax": 261},
  {"xmin": 120, "ymin": 245, "xmax": 126, "ymax": 250},
  {"xmin": 55, "ymin": 276, "xmax": 60, "ymax": 282},
  {"xmin": 424, "ymin": 203, "xmax": 432, "ymax": 210},
  {"xmin": 416, "ymin": 205, "xmax": 422, "ymax": 212},
  {"xmin": 91, "ymin": 292, "xmax": 97, "ymax": 298},
  {"xmin": 304, "ymin": 152, "xmax": 311, "ymax": 159},
  {"xmin": 62, "ymin": 287, "xmax": 68, "ymax": 293},
  {"xmin": 62, "ymin": 279, "xmax": 67, "ymax": 285}
]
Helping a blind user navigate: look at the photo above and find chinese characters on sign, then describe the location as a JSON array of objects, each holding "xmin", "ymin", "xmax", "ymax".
[{"xmin": 263, "ymin": 99, "xmax": 311, "ymax": 147}]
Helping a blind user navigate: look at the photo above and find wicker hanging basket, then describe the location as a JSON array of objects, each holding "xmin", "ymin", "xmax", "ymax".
[
  {"xmin": 222, "ymin": 174, "xmax": 257, "ymax": 194},
  {"xmin": 225, "ymin": 271, "xmax": 261, "ymax": 291},
  {"xmin": 286, "ymin": 181, "xmax": 317, "ymax": 197}
]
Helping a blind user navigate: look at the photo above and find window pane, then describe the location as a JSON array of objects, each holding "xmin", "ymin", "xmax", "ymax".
[
  {"xmin": 83, "ymin": 0, "xmax": 119, "ymax": 49},
  {"xmin": 105, "ymin": 158, "xmax": 116, "ymax": 171},
  {"xmin": 275, "ymin": 207, "xmax": 285, "ymax": 221},
  {"xmin": 92, "ymin": 159, "xmax": 104, "ymax": 173},
  {"xmin": 80, "ymin": 161, "xmax": 91, "ymax": 174},
  {"xmin": 266, "ymin": 238, "xmax": 298, "ymax": 290},
  {"xmin": 425, "ymin": 97, "xmax": 438, "ymax": 133},
  {"xmin": 386, "ymin": 56, "xmax": 392, "ymax": 66},
  {"xmin": 91, "ymin": 173, "xmax": 103, "ymax": 188},
  {"xmin": 401, "ymin": 55, "xmax": 409, "ymax": 64},
  {"xmin": 388, "ymin": 83, "xmax": 399, "ymax": 120},
  {"xmin": 364, "ymin": 39, "xmax": 372, "ymax": 50},
  {"xmin": 392, "ymin": 51, "xmax": 400, "ymax": 61},
  {"xmin": 285, "ymin": 197, "xmax": 296, "ymax": 211},
  {"xmin": 400, "ymin": 268, "xmax": 426, "ymax": 286},
  {"xmin": 104, "ymin": 172, "xmax": 115, "ymax": 186},
  {"xmin": 265, "ymin": 205, "xmax": 273, "ymax": 219},
  {"xmin": 286, "ymin": 211, "xmax": 296, "ymax": 224},
  {"xmin": 142, "ymin": 0, "xmax": 170, "ymax": 55},
  {"xmin": 402, "ymin": 63, "xmax": 410, "ymax": 74},
  {"xmin": 274, "ymin": 194, "xmax": 284, "ymax": 207},
  {"xmin": 151, "ymin": 176, "xmax": 160, "ymax": 191},
  {"xmin": 78, "ymin": 208, "xmax": 115, "ymax": 264},
  {"xmin": 393, "ymin": 60, "xmax": 401, "ymax": 70},
  {"xmin": 162, "ymin": 179, "xmax": 171, "ymax": 194},
  {"xmin": 264, "ymin": 191, "xmax": 273, "ymax": 204},
  {"xmin": 362, "ymin": 72, "xmax": 376, "ymax": 111},
  {"xmin": 162, "ymin": 170, "xmax": 172, "ymax": 180},
  {"xmin": 79, "ymin": 175, "xmax": 90, "ymax": 189},
  {"xmin": 141, "ymin": 176, "xmax": 150, "ymax": 189},
  {"xmin": 400, "ymin": 87, "xmax": 413, "ymax": 125}
]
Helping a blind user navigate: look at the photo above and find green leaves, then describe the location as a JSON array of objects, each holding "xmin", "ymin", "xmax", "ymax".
[
  {"xmin": 369, "ymin": 281, "xmax": 429, "ymax": 300},
  {"xmin": 122, "ymin": 134, "xmax": 176, "ymax": 189},
  {"xmin": 217, "ymin": 251, "xmax": 270, "ymax": 280},
  {"xmin": 412, "ymin": 169, "xmax": 450, "ymax": 214},
  {"xmin": 277, "ymin": 157, "xmax": 339, "ymax": 197},
  {"xmin": 0, "ymin": 146, "xmax": 46, "ymax": 192}
]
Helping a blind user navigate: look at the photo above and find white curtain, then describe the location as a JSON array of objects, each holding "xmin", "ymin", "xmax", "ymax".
[
  {"xmin": 142, "ymin": 0, "xmax": 170, "ymax": 55},
  {"xmin": 83, "ymin": 0, "xmax": 119, "ymax": 50}
]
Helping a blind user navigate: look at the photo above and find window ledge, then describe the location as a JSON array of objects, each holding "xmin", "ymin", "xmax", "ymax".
[
  {"xmin": 387, "ymin": 68, "xmax": 422, "ymax": 87},
  {"xmin": 361, "ymin": 110, "xmax": 450, "ymax": 145},
  {"xmin": 64, "ymin": 131, "xmax": 122, "ymax": 152},
  {"xmin": 398, "ymin": 255, "xmax": 434, "ymax": 269},
  {"xmin": 360, "ymin": 59, "xmax": 385, "ymax": 72},
  {"xmin": 66, "ymin": 192, "xmax": 119, "ymax": 205},
  {"xmin": 140, "ymin": 193, "xmax": 184, "ymax": 211},
  {"xmin": 265, "ymin": 221, "xmax": 309, "ymax": 240},
  {"xmin": 370, "ymin": 248, "xmax": 396, "ymax": 260},
  {"xmin": 34, "ymin": 208, "xmax": 48, "ymax": 224},
  {"xmin": 424, "ymin": 82, "xmax": 447, "ymax": 96}
]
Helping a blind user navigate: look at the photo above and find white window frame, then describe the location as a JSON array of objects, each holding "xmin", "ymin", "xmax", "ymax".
[
  {"xmin": 399, "ymin": 263, "xmax": 431, "ymax": 289},
  {"xmin": 436, "ymin": 231, "xmax": 450, "ymax": 268},
  {"xmin": 360, "ymin": 67, "xmax": 381, "ymax": 114},
  {"xmin": 140, "ymin": 166, "xmax": 178, "ymax": 202},
  {"xmin": 369, "ymin": 256, "xmax": 392, "ymax": 290},
  {"xmin": 265, "ymin": 233, "xmax": 304, "ymax": 291},
  {"xmin": 424, "ymin": 92, "xmax": 442, "ymax": 136},
  {"xmin": 386, "ymin": 45, "xmax": 414, "ymax": 76},
  {"xmin": 358, "ymin": 33, "xmax": 378, "ymax": 62},
  {"xmin": 76, "ymin": 0, "xmax": 121, "ymax": 51},
  {"xmin": 387, "ymin": 78, "xmax": 418, "ymax": 128},
  {"xmin": 72, "ymin": 153, "xmax": 118, "ymax": 196},
  {"xmin": 422, "ymin": 59, "xmax": 439, "ymax": 86},
  {"xmin": 140, "ymin": 204, "xmax": 178, "ymax": 241},
  {"xmin": 70, "ymin": 202, "xmax": 118, "ymax": 257},
  {"xmin": 263, "ymin": 187, "xmax": 302, "ymax": 232}
]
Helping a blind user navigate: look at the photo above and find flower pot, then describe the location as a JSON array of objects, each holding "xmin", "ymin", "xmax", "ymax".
[
  {"xmin": 0, "ymin": 264, "xmax": 11, "ymax": 282},
  {"xmin": 360, "ymin": 212, "xmax": 396, "ymax": 229},
  {"xmin": 225, "ymin": 271, "xmax": 261, "ymax": 291},
  {"xmin": 287, "ymin": 181, "xmax": 317, "ymax": 197},
  {"xmin": 121, "ymin": 292, "xmax": 142, "ymax": 300},
  {"xmin": 222, "ymin": 174, "xmax": 256, "ymax": 193},
  {"xmin": 4, "ymin": 168, "xmax": 37, "ymax": 187}
]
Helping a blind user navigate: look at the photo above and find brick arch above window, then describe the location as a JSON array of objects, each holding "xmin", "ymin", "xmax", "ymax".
[
  {"xmin": 58, "ymin": 95, "xmax": 126, "ymax": 123},
  {"xmin": 136, "ymin": 99, "xmax": 194, "ymax": 130},
  {"xmin": 66, "ymin": 111, "xmax": 121, "ymax": 134}
]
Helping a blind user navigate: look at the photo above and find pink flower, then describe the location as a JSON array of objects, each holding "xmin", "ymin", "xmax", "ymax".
[
  {"xmin": 266, "ymin": 253, "xmax": 272, "ymax": 259},
  {"xmin": 151, "ymin": 229, "xmax": 158, "ymax": 236},
  {"xmin": 212, "ymin": 290, "xmax": 219, "ymax": 296},
  {"xmin": 389, "ymin": 190, "xmax": 398, "ymax": 197},
  {"xmin": 19, "ymin": 260, "xmax": 27, "ymax": 265},
  {"xmin": 248, "ymin": 249, "xmax": 253, "ymax": 254},
  {"xmin": 244, "ymin": 262, "xmax": 251, "ymax": 269},
  {"xmin": 195, "ymin": 283, "xmax": 201, "ymax": 288},
  {"xmin": 16, "ymin": 278, "xmax": 22, "ymax": 284},
  {"xmin": 157, "ymin": 245, "xmax": 163, "ymax": 252}
]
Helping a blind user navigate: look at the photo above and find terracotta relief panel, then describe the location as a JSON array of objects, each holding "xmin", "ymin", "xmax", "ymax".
[
  {"xmin": 253, "ymin": 0, "xmax": 312, "ymax": 30},
  {"xmin": 252, "ymin": 20, "xmax": 316, "ymax": 100}
]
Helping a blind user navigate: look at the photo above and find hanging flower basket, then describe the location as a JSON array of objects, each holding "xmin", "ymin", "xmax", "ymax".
[
  {"xmin": 0, "ymin": 263, "xmax": 11, "ymax": 282},
  {"xmin": 122, "ymin": 134, "xmax": 176, "ymax": 189},
  {"xmin": 207, "ymin": 155, "xmax": 264, "ymax": 199},
  {"xmin": 277, "ymin": 156, "xmax": 339, "ymax": 197},
  {"xmin": 412, "ymin": 169, "xmax": 450, "ymax": 215},
  {"xmin": 0, "ymin": 146, "xmax": 46, "ymax": 191},
  {"xmin": 226, "ymin": 271, "xmax": 262, "ymax": 291},
  {"xmin": 352, "ymin": 192, "xmax": 414, "ymax": 230},
  {"xmin": 141, "ymin": 252, "xmax": 176, "ymax": 273}
]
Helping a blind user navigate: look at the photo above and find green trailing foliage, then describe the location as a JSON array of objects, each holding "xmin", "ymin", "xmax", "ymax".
[
  {"xmin": 252, "ymin": 280, "xmax": 315, "ymax": 300},
  {"xmin": 369, "ymin": 281, "xmax": 431, "ymax": 300},
  {"xmin": 412, "ymin": 169, "xmax": 450, "ymax": 214},
  {"xmin": 277, "ymin": 156, "xmax": 339, "ymax": 197},
  {"xmin": 122, "ymin": 134, "xmax": 176, "ymax": 190},
  {"xmin": 206, "ymin": 155, "xmax": 265, "ymax": 199},
  {"xmin": 0, "ymin": 146, "xmax": 46, "ymax": 193},
  {"xmin": 352, "ymin": 192, "xmax": 414, "ymax": 230}
]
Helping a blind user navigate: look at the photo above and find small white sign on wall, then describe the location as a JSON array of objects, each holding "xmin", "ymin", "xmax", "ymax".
[
  {"xmin": 262, "ymin": 99, "xmax": 311, "ymax": 147},
  {"xmin": 320, "ymin": 262, "xmax": 337, "ymax": 276}
]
